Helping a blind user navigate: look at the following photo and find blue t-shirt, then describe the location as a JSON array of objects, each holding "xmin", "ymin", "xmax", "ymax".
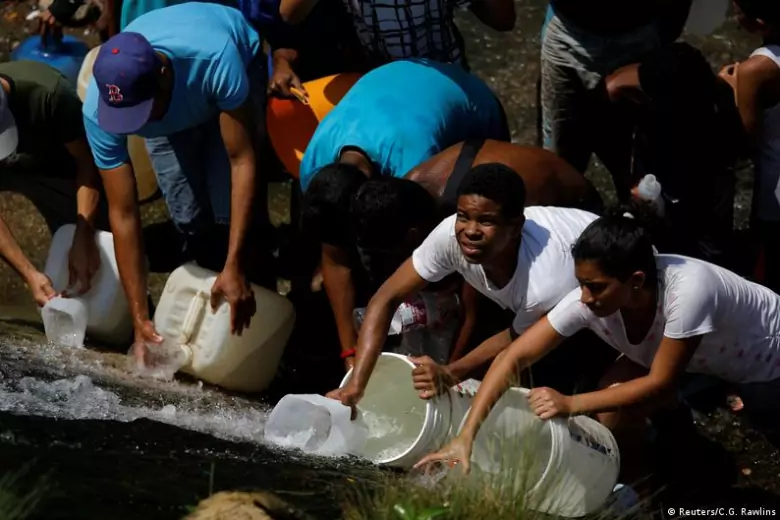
[
  {"xmin": 298, "ymin": 59, "xmax": 506, "ymax": 192},
  {"xmin": 83, "ymin": 2, "xmax": 262, "ymax": 170}
]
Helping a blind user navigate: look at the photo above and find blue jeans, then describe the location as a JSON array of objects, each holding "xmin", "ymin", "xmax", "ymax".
[{"xmin": 144, "ymin": 56, "xmax": 268, "ymax": 241}]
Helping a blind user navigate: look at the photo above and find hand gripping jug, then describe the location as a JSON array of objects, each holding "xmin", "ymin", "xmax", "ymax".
[
  {"xmin": 153, "ymin": 263, "xmax": 295, "ymax": 393},
  {"xmin": 338, "ymin": 353, "xmax": 475, "ymax": 469},
  {"xmin": 460, "ymin": 387, "xmax": 620, "ymax": 518},
  {"xmin": 42, "ymin": 224, "xmax": 133, "ymax": 345}
]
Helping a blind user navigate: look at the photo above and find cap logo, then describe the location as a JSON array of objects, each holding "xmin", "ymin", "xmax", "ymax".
[{"xmin": 106, "ymin": 84, "xmax": 123, "ymax": 103}]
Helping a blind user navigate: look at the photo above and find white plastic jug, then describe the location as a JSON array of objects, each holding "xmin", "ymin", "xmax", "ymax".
[
  {"xmin": 264, "ymin": 394, "xmax": 369, "ymax": 457},
  {"xmin": 461, "ymin": 387, "xmax": 620, "ymax": 518},
  {"xmin": 153, "ymin": 263, "xmax": 295, "ymax": 393},
  {"xmin": 339, "ymin": 352, "xmax": 474, "ymax": 469},
  {"xmin": 684, "ymin": 0, "xmax": 729, "ymax": 36},
  {"xmin": 43, "ymin": 224, "xmax": 133, "ymax": 344},
  {"xmin": 41, "ymin": 296, "xmax": 88, "ymax": 348}
]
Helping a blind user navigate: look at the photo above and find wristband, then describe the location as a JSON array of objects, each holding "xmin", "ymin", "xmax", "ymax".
[{"xmin": 340, "ymin": 348, "xmax": 356, "ymax": 359}]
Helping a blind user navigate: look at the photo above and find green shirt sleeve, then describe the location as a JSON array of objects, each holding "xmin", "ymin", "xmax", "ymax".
[{"xmin": 50, "ymin": 78, "xmax": 86, "ymax": 145}]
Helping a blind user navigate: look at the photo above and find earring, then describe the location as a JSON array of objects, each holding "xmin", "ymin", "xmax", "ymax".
[{"xmin": 633, "ymin": 286, "xmax": 639, "ymax": 290}]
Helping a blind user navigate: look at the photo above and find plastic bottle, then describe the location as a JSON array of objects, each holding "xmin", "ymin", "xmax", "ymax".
[
  {"xmin": 128, "ymin": 339, "xmax": 192, "ymax": 381},
  {"xmin": 635, "ymin": 174, "xmax": 665, "ymax": 217},
  {"xmin": 41, "ymin": 296, "xmax": 88, "ymax": 348},
  {"xmin": 353, "ymin": 291, "xmax": 460, "ymax": 335}
]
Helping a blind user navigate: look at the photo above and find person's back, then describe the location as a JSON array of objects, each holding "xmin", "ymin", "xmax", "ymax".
[
  {"xmin": 405, "ymin": 139, "xmax": 603, "ymax": 215},
  {"xmin": 298, "ymin": 59, "xmax": 507, "ymax": 191}
]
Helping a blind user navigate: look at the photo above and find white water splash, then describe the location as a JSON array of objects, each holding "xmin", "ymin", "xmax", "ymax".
[{"xmin": 0, "ymin": 374, "xmax": 270, "ymax": 445}]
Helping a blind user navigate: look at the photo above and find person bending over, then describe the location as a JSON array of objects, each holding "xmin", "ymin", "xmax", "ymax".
[
  {"xmin": 83, "ymin": 3, "xmax": 270, "ymax": 358},
  {"xmin": 326, "ymin": 163, "xmax": 615, "ymax": 407},
  {"xmin": 0, "ymin": 61, "xmax": 105, "ymax": 307},
  {"xmin": 417, "ymin": 204, "xmax": 780, "ymax": 490},
  {"xmin": 301, "ymin": 58, "xmax": 509, "ymax": 365},
  {"xmin": 719, "ymin": 0, "xmax": 780, "ymax": 293}
]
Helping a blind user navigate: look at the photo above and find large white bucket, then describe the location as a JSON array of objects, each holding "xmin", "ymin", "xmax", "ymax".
[
  {"xmin": 461, "ymin": 387, "xmax": 620, "ymax": 518},
  {"xmin": 339, "ymin": 353, "xmax": 474, "ymax": 469}
]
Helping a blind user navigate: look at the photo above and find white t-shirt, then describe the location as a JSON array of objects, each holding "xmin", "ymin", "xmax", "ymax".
[
  {"xmin": 547, "ymin": 254, "xmax": 780, "ymax": 384},
  {"xmin": 412, "ymin": 206, "xmax": 599, "ymax": 335}
]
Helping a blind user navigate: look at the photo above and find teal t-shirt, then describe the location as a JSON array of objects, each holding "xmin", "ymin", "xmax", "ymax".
[
  {"xmin": 299, "ymin": 59, "xmax": 506, "ymax": 191},
  {"xmin": 119, "ymin": 0, "xmax": 237, "ymax": 30},
  {"xmin": 84, "ymin": 2, "xmax": 261, "ymax": 170}
]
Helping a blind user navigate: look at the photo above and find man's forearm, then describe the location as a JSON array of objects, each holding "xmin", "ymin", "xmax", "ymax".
[
  {"xmin": 447, "ymin": 328, "xmax": 512, "ymax": 382},
  {"xmin": 75, "ymin": 165, "xmax": 101, "ymax": 229},
  {"xmin": 350, "ymin": 294, "xmax": 400, "ymax": 390},
  {"xmin": 322, "ymin": 260, "xmax": 358, "ymax": 354},
  {"xmin": 225, "ymin": 157, "xmax": 256, "ymax": 271},
  {"xmin": 110, "ymin": 207, "xmax": 149, "ymax": 324},
  {"xmin": 0, "ymin": 216, "xmax": 38, "ymax": 281}
]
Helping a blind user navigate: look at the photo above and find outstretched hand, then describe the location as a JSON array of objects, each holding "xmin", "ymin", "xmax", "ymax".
[{"xmin": 413, "ymin": 435, "xmax": 473, "ymax": 475}]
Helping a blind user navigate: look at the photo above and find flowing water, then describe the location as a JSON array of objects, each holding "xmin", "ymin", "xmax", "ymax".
[{"xmin": 0, "ymin": 2, "xmax": 773, "ymax": 518}]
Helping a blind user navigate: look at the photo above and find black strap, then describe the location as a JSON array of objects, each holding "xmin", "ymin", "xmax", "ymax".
[{"xmin": 439, "ymin": 137, "xmax": 486, "ymax": 215}]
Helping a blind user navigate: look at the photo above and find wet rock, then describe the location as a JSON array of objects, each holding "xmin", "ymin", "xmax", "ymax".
[{"xmin": 183, "ymin": 491, "xmax": 315, "ymax": 520}]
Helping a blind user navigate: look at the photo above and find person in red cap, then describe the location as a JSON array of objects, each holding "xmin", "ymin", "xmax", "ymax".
[{"xmin": 82, "ymin": 2, "xmax": 270, "ymax": 361}]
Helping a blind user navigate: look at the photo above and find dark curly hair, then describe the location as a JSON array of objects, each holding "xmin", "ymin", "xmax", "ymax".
[{"xmin": 456, "ymin": 163, "xmax": 526, "ymax": 220}]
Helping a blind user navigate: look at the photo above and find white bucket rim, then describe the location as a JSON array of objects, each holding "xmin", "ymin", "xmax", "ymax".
[
  {"xmin": 339, "ymin": 352, "xmax": 435, "ymax": 465},
  {"xmin": 454, "ymin": 386, "xmax": 559, "ymax": 495}
]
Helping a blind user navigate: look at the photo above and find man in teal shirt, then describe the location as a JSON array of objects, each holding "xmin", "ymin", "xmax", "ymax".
[
  {"xmin": 299, "ymin": 58, "xmax": 509, "ymax": 367},
  {"xmin": 83, "ymin": 3, "xmax": 268, "ymax": 359}
]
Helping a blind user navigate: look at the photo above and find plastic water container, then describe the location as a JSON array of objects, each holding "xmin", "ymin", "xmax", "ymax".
[
  {"xmin": 338, "ymin": 353, "xmax": 474, "ymax": 469},
  {"xmin": 76, "ymin": 45, "xmax": 159, "ymax": 204},
  {"xmin": 635, "ymin": 174, "xmax": 665, "ymax": 216},
  {"xmin": 41, "ymin": 296, "xmax": 88, "ymax": 348},
  {"xmin": 264, "ymin": 394, "xmax": 369, "ymax": 457},
  {"xmin": 353, "ymin": 291, "xmax": 460, "ymax": 336},
  {"xmin": 153, "ymin": 263, "xmax": 296, "ymax": 393},
  {"xmin": 43, "ymin": 224, "xmax": 133, "ymax": 344},
  {"xmin": 11, "ymin": 35, "xmax": 89, "ymax": 87},
  {"xmin": 461, "ymin": 387, "xmax": 620, "ymax": 518},
  {"xmin": 684, "ymin": 0, "xmax": 729, "ymax": 36}
]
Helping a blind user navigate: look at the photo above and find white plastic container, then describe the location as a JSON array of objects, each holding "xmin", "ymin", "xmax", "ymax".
[
  {"xmin": 41, "ymin": 296, "xmax": 88, "ymax": 348},
  {"xmin": 685, "ymin": 0, "xmax": 729, "ymax": 36},
  {"xmin": 43, "ymin": 224, "xmax": 133, "ymax": 344},
  {"xmin": 461, "ymin": 387, "xmax": 620, "ymax": 518},
  {"xmin": 264, "ymin": 394, "xmax": 369, "ymax": 456},
  {"xmin": 635, "ymin": 173, "xmax": 665, "ymax": 216},
  {"xmin": 153, "ymin": 263, "xmax": 295, "ymax": 393},
  {"xmin": 338, "ymin": 352, "xmax": 474, "ymax": 469}
]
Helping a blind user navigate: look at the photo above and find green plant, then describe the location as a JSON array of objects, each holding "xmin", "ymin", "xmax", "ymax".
[
  {"xmin": 0, "ymin": 464, "xmax": 50, "ymax": 520},
  {"xmin": 392, "ymin": 502, "xmax": 448, "ymax": 520}
]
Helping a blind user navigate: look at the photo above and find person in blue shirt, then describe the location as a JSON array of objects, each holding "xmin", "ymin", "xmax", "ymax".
[
  {"xmin": 299, "ymin": 58, "xmax": 509, "ymax": 368},
  {"xmin": 82, "ymin": 2, "xmax": 268, "ymax": 361}
]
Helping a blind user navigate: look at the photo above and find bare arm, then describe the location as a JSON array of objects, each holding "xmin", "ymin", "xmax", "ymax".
[
  {"xmin": 100, "ymin": 163, "xmax": 149, "ymax": 328},
  {"xmin": 730, "ymin": 57, "xmax": 780, "ymax": 143},
  {"xmin": 0, "ymin": 215, "xmax": 39, "ymax": 283},
  {"xmin": 65, "ymin": 138, "xmax": 101, "ymax": 230},
  {"xmin": 468, "ymin": 0, "xmax": 516, "ymax": 31},
  {"xmin": 566, "ymin": 335, "xmax": 699, "ymax": 415},
  {"xmin": 447, "ymin": 327, "xmax": 513, "ymax": 382},
  {"xmin": 219, "ymin": 105, "xmax": 256, "ymax": 274},
  {"xmin": 449, "ymin": 282, "xmax": 478, "ymax": 363},
  {"xmin": 345, "ymin": 258, "xmax": 430, "ymax": 397},
  {"xmin": 321, "ymin": 243, "xmax": 359, "ymax": 358},
  {"xmin": 458, "ymin": 317, "xmax": 564, "ymax": 442},
  {"xmin": 279, "ymin": 0, "xmax": 320, "ymax": 24}
]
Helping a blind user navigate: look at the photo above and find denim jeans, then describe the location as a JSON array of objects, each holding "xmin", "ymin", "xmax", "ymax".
[
  {"xmin": 144, "ymin": 55, "xmax": 268, "ymax": 242},
  {"xmin": 540, "ymin": 10, "xmax": 662, "ymax": 173}
]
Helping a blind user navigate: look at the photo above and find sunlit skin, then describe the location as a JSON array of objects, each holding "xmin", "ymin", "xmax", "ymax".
[{"xmin": 454, "ymin": 195, "xmax": 523, "ymax": 274}]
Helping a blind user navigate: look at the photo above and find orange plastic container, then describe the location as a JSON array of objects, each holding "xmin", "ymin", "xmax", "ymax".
[{"xmin": 266, "ymin": 73, "xmax": 362, "ymax": 179}]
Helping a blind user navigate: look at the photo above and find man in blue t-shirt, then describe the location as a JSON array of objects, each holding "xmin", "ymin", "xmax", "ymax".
[
  {"xmin": 82, "ymin": 2, "xmax": 267, "ymax": 359},
  {"xmin": 299, "ymin": 58, "xmax": 509, "ymax": 368}
]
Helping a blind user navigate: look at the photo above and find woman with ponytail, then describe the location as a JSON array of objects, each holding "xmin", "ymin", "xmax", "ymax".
[{"xmin": 415, "ymin": 201, "xmax": 780, "ymax": 488}]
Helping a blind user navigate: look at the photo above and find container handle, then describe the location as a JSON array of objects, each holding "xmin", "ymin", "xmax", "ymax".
[{"xmin": 178, "ymin": 290, "xmax": 209, "ymax": 344}]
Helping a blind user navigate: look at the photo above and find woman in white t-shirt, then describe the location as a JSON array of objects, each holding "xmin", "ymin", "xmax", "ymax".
[{"xmin": 415, "ymin": 204, "xmax": 780, "ymax": 486}]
